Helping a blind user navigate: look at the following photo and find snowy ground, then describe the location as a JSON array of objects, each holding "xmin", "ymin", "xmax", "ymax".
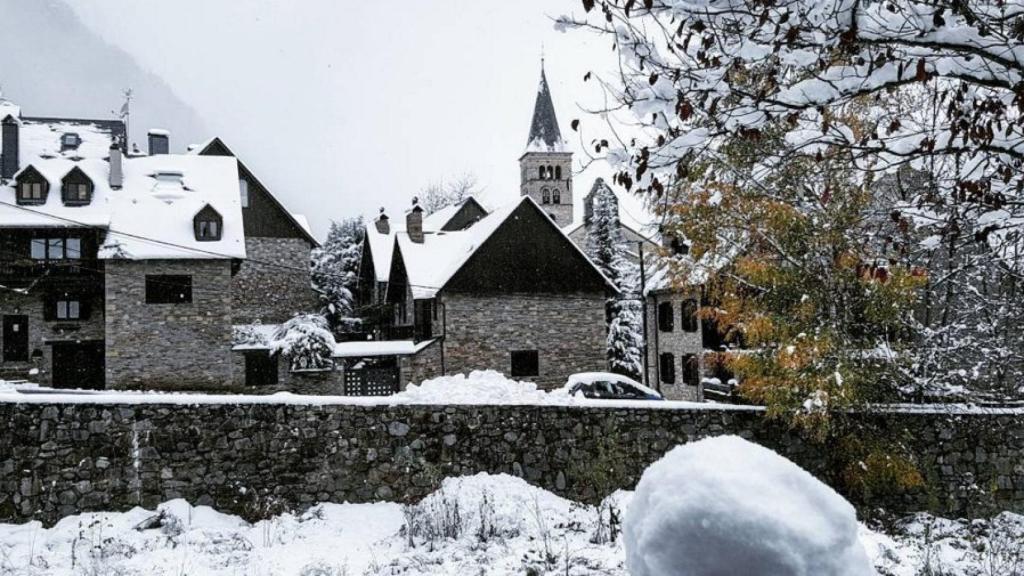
[{"xmin": 1, "ymin": 473, "xmax": 1020, "ymax": 576}]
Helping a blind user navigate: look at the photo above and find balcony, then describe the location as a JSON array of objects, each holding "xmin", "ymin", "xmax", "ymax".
[{"xmin": 0, "ymin": 258, "xmax": 100, "ymax": 285}]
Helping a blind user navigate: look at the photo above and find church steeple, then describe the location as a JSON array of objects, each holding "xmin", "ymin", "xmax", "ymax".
[
  {"xmin": 525, "ymin": 64, "xmax": 566, "ymax": 153},
  {"xmin": 520, "ymin": 60, "xmax": 574, "ymax": 225}
]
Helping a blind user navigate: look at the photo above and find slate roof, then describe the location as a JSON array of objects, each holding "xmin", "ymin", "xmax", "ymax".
[
  {"xmin": 0, "ymin": 101, "xmax": 245, "ymax": 260},
  {"xmin": 524, "ymin": 66, "xmax": 567, "ymax": 153}
]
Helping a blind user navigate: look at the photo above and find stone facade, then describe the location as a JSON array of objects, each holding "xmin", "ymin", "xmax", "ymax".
[
  {"xmin": 1, "ymin": 400, "xmax": 1021, "ymax": 526},
  {"xmin": 0, "ymin": 289, "xmax": 105, "ymax": 386},
  {"xmin": 439, "ymin": 292, "xmax": 607, "ymax": 390},
  {"xmin": 105, "ymin": 260, "xmax": 235, "ymax": 391},
  {"xmin": 520, "ymin": 151, "xmax": 574, "ymax": 226},
  {"xmin": 645, "ymin": 290, "xmax": 703, "ymax": 401},
  {"xmin": 229, "ymin": 350, "xmax": 346, "ymax": 394},
  {"xmin": 400, "ymin": 338, "xmax": 444, "ymax": 390},
  {"xmin": 232, "ymin": 237, "xmax": 317, "ymax": 324}
]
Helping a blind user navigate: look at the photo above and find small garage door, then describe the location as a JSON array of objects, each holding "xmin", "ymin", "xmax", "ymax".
[{"xmin": 51, "ymin": 341, "xmax": 105, "ymax": 390}]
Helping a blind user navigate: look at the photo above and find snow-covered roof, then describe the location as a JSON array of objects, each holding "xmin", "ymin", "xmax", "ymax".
[
  {"xmin": 292, "ymin": 213, "xmax": 312, "ymax": 237},
  {"xmin": 364, "ymin": 225, "xmax": 396, "ymax": 283},
  {"xmin": 421, "ymin": 203, "xmax": 461, "ymax": 231},
  {"xmin": 0, "ymin": 108, "xmax": 245, "ymax": 259},
  {"xmin": 0, "ymin": 100, "xmax": 20, "ymax": 122},
  {"xmin": 333, "ymin": 338, "xmax": 437, "ymax": 358},
  {"xmin": 394, "ymin": 195, "xmax": 618, "ymax": 299}
]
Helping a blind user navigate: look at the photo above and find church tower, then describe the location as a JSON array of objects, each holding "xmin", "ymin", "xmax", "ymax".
[{"xmin": 520, "ymin": 63, "xmax": 573, "ymax": 226}]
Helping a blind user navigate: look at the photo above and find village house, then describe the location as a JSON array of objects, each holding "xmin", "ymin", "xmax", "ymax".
[
  {"xmin": 351, "ymin": 67, "xmax": 619, "ymax": 392},
  {"xmin": 0, "ymin": 98, "xmax": 318, "ymax": 391}
]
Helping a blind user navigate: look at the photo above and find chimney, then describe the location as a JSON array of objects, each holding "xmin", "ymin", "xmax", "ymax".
[
  {"xmin": 407, "ymin": 197, "xmax": 424, "ymax": 243},
  {"xmin": 374, "ymin": 208, "xmax": 390, "ymax": 234},
  {"xmin": 109, "ymin": 142, "xmax": 124, "ymax": 189},
  {"xmin": 148, "ymin": 129, "xmax": 169, "ymax": 155},
  {"xmin": 1, "ymin": 115, "xmax": 19, "ymax": 180}
]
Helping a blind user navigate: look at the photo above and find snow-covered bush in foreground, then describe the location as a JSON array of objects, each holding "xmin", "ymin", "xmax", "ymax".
[
  {"xmin": 270, "ymin": 314, "xmax": 336, "ymax": 370},
  {"xmin": 625, "ymin": 436, "xmax": 875, "ymax": 576}
]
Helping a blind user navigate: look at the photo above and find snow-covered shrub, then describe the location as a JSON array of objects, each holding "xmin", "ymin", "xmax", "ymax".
[
  {"xmin": 270, "ymin": 314, "xmax": 336, "ymax": 371},
  {"xmin": 624, "ymin": 436, "xmax": 875, "ymax": 576}
]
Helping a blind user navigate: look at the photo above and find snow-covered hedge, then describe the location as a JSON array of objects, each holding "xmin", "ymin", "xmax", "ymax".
[{"xmin": 624, "ymin": 435, "xmax": 875, "ymax": 576}]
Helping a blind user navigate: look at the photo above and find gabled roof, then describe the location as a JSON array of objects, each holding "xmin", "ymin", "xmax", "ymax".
[
  {"xmin": 192, "ymin": 136, "xmax": 320, "ymax": 247},
  {"xmin": 388, "ymin": 196, "xmax": 617, "ymax": 299},
  {"xmin": 363, "ymin": 223, "xmax": 396, "ymax": 283},
  {"xmin": 0, "ymin": 105, "xmax": 245, "ymax": 259},
  {"xmin": 524, "ymin": 65, "xmax": 568, "ymax": 154},
  {"xmin": 422, "ymin": 196, "xmax": 488, "ymax": 232}
]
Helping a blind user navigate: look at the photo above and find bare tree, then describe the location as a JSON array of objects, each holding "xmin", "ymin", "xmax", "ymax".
[{"xmin": 419, "ymin": 173, "xmax": 482, "ymax": 214}]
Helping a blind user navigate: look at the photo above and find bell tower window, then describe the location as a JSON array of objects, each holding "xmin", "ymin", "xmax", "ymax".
[{"xmin": 541, "ymin": 188, "xmax": 551, "ymax": 204}]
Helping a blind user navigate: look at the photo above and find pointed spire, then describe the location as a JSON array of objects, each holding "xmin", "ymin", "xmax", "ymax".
[{"xmin": 525, "ymin": 61, "xmax": 566, "ymax": 153}]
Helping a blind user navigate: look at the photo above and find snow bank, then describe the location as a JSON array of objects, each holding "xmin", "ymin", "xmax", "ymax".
[
  {"xmin": 394, "ymin": 370, "xmax": 554, "ymax": 404},
  {"xmin": 624, "ymin": 436, "xmax": 876, "ymax": 576}
]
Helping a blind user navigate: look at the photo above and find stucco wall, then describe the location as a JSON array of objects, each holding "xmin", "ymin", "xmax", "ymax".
[
  {"xmin": 439, "ymin": 292, "xmax": 608, "ymax": 390},
  {"xmin": 0, "ymin": 401, "xmax": 1021, "ymax": 526}
]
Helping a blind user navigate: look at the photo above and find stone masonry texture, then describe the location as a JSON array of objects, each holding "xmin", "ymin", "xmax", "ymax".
[
  {"xmin": 440, "ymin": 293, "xmax": 608, "ymax": 390},
  {"xmin": 1, "ymin": 401, "xmax": 1021, "ymax": 526},
  {"xmin": 232, "ymin": 237, "xmax": 318, "ymax": 324},
  {"xmin": 104, "ymin": 260, "xmax": 235, "ymax": 391}
]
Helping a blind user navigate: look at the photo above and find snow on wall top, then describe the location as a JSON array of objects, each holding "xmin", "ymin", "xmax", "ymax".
[
  {"xmin": 0, "ymin": 100, "xmax": 19, "ymax": 121},
  {"xmin": 0, "ymin": 106, "xmax": 245, "ymax": 260}
]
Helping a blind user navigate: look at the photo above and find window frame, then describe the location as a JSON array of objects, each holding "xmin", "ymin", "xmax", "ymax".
[
  {"xmin": 681, "ymin": 298, "xmax": 699, "ymax": 333},
  {"xmin": 239, "ymin": 178, "xmax": 250, "ymax": 208},
  {"xmin": 659, "ymin": 352, "xmax": 676, "ymax": 384},
  {"xmin": 682, "ymin": 353, "xmax": 700, "ymax": 387},
  {"xmin": 510, "ymin": 350, "xmax": 540, "ymax": 378},
  {"xmin": 552, "ymin": 188, "xmax": 561, "ymax": 204},
  {"xmin": 541, "ymin": 188, "xmax": 551, "ymax": 204},
  {"xmin": 658, "ymin": 301, "xmax": 674, "ymax": 332},
  {"xmin": 144, "ymin": 275, "xmax": 193, "ymax": 305}
]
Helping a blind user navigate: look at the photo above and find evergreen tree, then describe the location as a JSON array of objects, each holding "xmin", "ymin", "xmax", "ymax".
[
  {"xmin": 310, "ymin": 217, "xmax": 364, "ymax": 333},
  {"xmin": 586, "ymin": 181, "xmax": 644, "ymax": 378}
]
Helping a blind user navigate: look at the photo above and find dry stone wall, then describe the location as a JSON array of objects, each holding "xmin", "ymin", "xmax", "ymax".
[{"xmin": 0, "ymin": 401, "xmax": 1021, "ymax": 526}]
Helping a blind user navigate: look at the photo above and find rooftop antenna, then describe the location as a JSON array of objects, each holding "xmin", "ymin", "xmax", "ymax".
[{"xmin": 112, "ymin": 88, "xmax": 133, "ymax": 151}]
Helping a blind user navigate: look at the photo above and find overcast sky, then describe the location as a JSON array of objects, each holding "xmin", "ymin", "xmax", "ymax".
[{"xmin": 52, "ymin": 0, "xmax": 632, "ymax": 240}]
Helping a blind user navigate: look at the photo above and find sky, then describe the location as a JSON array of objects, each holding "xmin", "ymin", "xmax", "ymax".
[{"xmin": 40, "ymin": 0, "xmax": 641, "ymax": 240}]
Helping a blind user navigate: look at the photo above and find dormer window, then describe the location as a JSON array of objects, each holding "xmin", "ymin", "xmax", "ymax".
[
  {"xmin": 61, "ymin": 133, "xmax": 81, "ymax": 151},
  {"xmin": 61, "ymin": 167, "xmax": 93, "ymax": 206},
  {"xmin": 193, "ymin": 204, "xmax": 223, "ymax": 241},
  {"xmin": 15, "ymin": 166, "xmax": 48, "ymax": 205}
]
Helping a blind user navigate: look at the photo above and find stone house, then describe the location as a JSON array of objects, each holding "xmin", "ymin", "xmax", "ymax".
[
  {"xmin": 0, "ymin": 99, "xmax": 317, "ymax": 391},
  {"xmin": 355, "ymin": 195, "xmax": 616, "ymax": 391}
]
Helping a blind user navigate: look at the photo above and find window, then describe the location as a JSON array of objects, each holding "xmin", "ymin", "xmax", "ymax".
[
  {"xmin": 510, "ymin": 350, "xmax": 539, "ymax": 378},
  {"xmin": 659, "ymin": 353, "xmax": 676, "ymax": 384},
  {"xmin": 31, "ymin": 237, "xmax": 81, "ymax": 261},
  {"xmin": 541, "ymin": 188, "xmax": 551, "ymax": 204},
  {"xmin": 538, "ymin": 166, "xmax": 546, "ymax": 180},
  {"xmin": 18, "ymin": 181, "xmax": 45, "ymax": 204},
  {"xmin": 658, "ymin": 302, "xmax": 674, "ymax": 332},
  {"xmin": 60, "ymin": 133, "xmax": 81, "ymax": 150},
  {"xmin": 193, "ymin": 205, "xmax": 223, "ymax": 241},
  {"xmin": 56, "ymin": 299, "xmax": 81, "ymax": 320},
  {"xmin": 30, "ymin": 239, "xmax": 46, "ymax": 260},
  {"xmin": 62, "ymin": 180, "xmax": 92, "ymax": 205},
  {"xmin": 683, "ymin": 354, "xmax": 700, "ymax": 387},
  {"xmin": 555, "ymin": 166, "xmax": 562, "ymax": 180},
  {"xmin": 681, "ymin": 299, "xmax": 699, "ymax": 332},
  {"xmin": 552, "ymin": 189, "xmax": 561, "ymax": 204},
  {"xmin": 65, "ymin": 238, "xmax": 81, "ymax": 259},
  {"xmin": 239, "ymin": 178, "xmax": 250, "ymax": 208},
  {"xmin": 145, "ymin": 275, "xmax": 193, "ymax": 304}
]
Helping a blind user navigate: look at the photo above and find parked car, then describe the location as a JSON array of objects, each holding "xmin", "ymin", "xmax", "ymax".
[{"xmin": 562, "ymin": 372, "xmax": 664, "ymax": 401}]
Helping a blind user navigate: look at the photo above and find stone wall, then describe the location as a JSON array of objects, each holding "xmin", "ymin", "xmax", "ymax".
[
  {"xmin": 232, "ymin": 237, "xmax": 318, "ymax": 324},
  {"xmin": 645, "ymin": 290, "xmax": 703, "ymax": 401},
  {"xmin": 0, "ymin": 289, "xmax": 105, "ymax": 386},
  {"xmin": 105, "ymin": 260, "xmax": 235, "ymax": 391},
  {"xmin": 0, "ymin": 401, "xmax": 1021, "ymax": 526},
  {"xmin": 440, "ymin": 293, "xmax": 607, "ymax": 389},
  {"xmin": 401, "ymin": 338, "xmax": 443, "ymax": 390}
]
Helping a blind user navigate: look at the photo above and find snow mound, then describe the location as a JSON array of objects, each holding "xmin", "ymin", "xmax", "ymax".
[
  {"xmin": 624, "ymin": 435, "xmax": 875, "ymax": 576},
  {"xmin": 395, "ymin": 370, "xmax": 555, "ymax": 404}
]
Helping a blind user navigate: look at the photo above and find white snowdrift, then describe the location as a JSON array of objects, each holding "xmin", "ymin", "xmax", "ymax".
[
  {"xmin": 394, "ymin": 370, "xmax": 555, "ymax": 404},
  {"xmin": 624, "ymin": 435, "xmax": 876, "ymax": 576}
]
